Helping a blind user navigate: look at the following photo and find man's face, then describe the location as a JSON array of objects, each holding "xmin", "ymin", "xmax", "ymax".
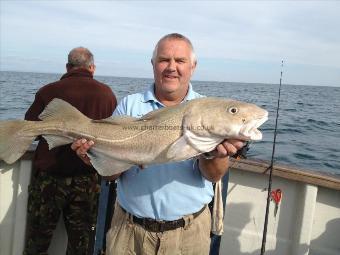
[{"xmin": 152, "ymin": 39, "xmax": 196, "ymax": 99}]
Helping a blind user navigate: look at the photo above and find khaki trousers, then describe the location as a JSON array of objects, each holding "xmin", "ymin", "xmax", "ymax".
[{"xmin": 106, "ymin": 203, "xmax": 211, "ymax": 255}]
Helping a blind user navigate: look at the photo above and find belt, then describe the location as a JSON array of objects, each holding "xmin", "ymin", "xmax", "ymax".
[{"xmin": 122, "ymin": 205, "xmax": 206, "ymax": 232}]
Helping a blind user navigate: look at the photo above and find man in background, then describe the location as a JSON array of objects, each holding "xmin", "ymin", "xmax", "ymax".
[{"xmin": 23, "ymin": 47, "xmax": 117, "ymax": 255}]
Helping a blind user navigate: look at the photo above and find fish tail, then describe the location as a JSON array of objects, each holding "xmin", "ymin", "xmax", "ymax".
[{"xmin": 0, "ymin": 120, "xmax": 36, "ymax": 164}]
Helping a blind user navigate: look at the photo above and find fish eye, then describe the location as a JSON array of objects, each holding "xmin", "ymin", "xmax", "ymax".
[{"xmin": 228, "ymin": 107, "xmax": 238, "ymax": 114}]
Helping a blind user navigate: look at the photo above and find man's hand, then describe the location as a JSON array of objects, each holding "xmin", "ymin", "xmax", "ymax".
[
  {"xmin": 211, "ymin": 139, "xmax": 245, "ymax": 158},
  {"xmin": 71, "ymin": 139, "xmax": 122, "ymax": 180},
  {"xmin": 199, "ymin": 139, "xmax": 245, "ymax": 182},
  {"xmin": 71, "ymin": 138, "xmax": 94, "ymax": 165}
]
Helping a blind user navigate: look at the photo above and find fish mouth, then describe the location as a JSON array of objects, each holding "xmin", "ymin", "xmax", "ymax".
[{"xmin": 240, "ymin": 113, "xmax": 268, "ymax": 141}]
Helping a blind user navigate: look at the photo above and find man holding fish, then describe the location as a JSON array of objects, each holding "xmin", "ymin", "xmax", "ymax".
[{"xmin": 72, "ymin": 33, "xmax": 245, "ymax": 254}]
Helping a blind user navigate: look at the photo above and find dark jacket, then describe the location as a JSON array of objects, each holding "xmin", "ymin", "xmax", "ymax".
[{"xmin": 25, "ymin": 68, "xmax": 117, "ymax": 176}]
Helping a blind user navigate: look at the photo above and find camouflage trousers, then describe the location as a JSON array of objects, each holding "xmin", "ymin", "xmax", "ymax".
[{"xmin": 23, "ymin": 171, "xmax": 100, "ymax": 255}]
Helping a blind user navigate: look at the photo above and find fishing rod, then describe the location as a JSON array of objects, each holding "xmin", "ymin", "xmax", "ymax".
[{"xmin": 260, "ymin": 60, "xmax": 284, "ymax": 255}]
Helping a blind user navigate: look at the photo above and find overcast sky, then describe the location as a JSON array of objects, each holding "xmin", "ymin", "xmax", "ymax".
[{"xmin": 1, "ymin": 1, "xmax": 339, "ymax": 86}]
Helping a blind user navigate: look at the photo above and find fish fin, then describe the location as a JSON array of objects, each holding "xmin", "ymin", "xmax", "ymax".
[
  {"xmin": 184, "ymin": 129, "xmax": 222, "ymax": 153},
  {"xmin": 42, "ymin": 135, "xmax": 73, "ymax": 150},
  {"xmin": 87, "ymin": 148, "xmax": 133, "ymax": 176},
  {"xmin": 166, "ymin": 135, "xmax": 200, "ymax": 160},
  {"xmin": 39, "ymin": 98, "xmax": 89, "ymax": 122},
  {"xmin": 92, "ymin": 116, "xmax": 139, "ymax": 125},
  {"xmin": 0, "ymin": 120, "xmax": 36, "ymax": 164},
  {"xmin": 167, "ymin": 128, "xmax": 222, "ymax": 160}
]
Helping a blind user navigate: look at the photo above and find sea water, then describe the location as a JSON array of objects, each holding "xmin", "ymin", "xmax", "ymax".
[{"xmin": 1, "ymin": 71, "xmax": 339, "ymax": 173}]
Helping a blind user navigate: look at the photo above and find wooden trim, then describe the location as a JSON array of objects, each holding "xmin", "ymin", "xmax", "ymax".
[{"xmin": 229, "ymin": 158, "xmax": 340, "ymax": 190}]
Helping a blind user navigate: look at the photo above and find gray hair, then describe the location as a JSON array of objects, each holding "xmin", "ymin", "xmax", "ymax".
[
  {"xmin": 67, "ymin": 47, "xmax": 94, "ymax": 68},
  {"xmin": 152, "ymin": 33, "xmax": 197, "ymax": 65}
]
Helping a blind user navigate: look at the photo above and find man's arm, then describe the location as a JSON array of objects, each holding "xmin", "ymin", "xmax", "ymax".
[
  {"xmin": 198, "ymin": 139, "xmax": 245, "ymax": 182},
  {"xmin": 25, "ymin": 92, "xmax": 45, "ymax": 121}
]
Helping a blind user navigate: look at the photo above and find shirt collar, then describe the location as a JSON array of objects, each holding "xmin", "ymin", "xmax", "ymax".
[
  {"xmin": 142, "ymin": 83, "xmax": 196, "ymax": 105},
  {"xmin": 60, "ymin": 68, "xmax": 93, "ymax": 80},
  {"xmin": 184, "ymin": 83, "xmax": 197, "ymax": 101}
]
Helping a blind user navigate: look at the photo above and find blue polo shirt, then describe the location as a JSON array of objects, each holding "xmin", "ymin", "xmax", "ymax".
[{"xmin": 113, "ymin": 84, "xmax": 214, "ymax": 220}]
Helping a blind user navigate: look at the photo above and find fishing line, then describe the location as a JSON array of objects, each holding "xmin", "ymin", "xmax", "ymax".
[{"xmin": 260, "ymin": 60, "xmax": 284, "ymax": 255}]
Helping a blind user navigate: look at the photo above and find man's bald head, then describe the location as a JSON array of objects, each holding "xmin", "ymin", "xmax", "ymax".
[{"xmin": 67, "ymin": 47, "xmax": 94, "ymax": 69}]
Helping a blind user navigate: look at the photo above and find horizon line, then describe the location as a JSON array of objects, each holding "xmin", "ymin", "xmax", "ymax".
[{"xmin": 0, "ymin": 69, "xmax": 338, "ymax": 88}]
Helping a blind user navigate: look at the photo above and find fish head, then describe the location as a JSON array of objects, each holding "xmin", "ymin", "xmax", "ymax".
[{"xmin": 197, "ymin": 98, "xmax": 268, "ymax": 141}]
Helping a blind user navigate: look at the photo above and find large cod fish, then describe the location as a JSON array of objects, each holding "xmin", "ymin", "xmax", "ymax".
[{"xmin": 0, "ymin": 97, "xmax": 268, "ymax": 176}]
